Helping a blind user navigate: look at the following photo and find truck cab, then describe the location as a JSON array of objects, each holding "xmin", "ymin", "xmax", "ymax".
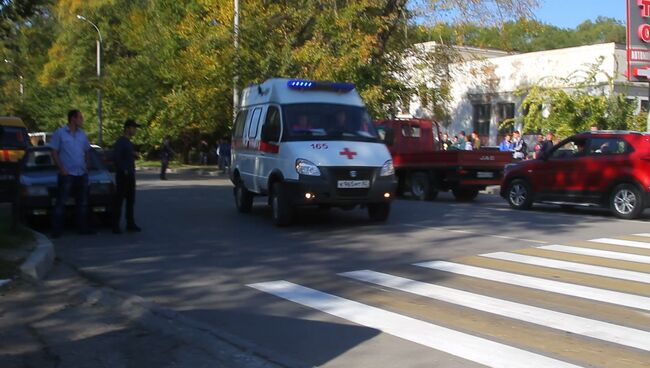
[{"xmin": 230, "ymin": 79, "xmax": 397, "ymax": 226}]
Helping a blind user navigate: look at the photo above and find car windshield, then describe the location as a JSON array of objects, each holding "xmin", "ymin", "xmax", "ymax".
[
  {"xmin": 0, "ymin": 126, "xmax": 29, "ymax": 148},
  {"xmin": 282, "ymin": 103, "xmax": 379, "ymax": 142},
  {"xmin": 22, "ymin": 148, "xmax": 105, "ymax": 171}
]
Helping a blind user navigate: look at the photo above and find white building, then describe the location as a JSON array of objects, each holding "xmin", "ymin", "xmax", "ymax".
[{"xmin": 403, "ymin": 42, "xmax": 649, "ymax": 145}]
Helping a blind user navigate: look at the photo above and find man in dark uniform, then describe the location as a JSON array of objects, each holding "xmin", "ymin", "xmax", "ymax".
[
  {"xmin": 160, "ymin": 136, "xmax": 173, "ymax": 180},
  {"xmin": 112, "ymin": 119, "xmax": 141, "ymax": 233}
]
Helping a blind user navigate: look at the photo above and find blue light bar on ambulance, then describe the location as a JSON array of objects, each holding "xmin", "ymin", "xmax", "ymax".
[{"xmin": 287, "ymin": 79, "xmax": 356, "ymax": 92}]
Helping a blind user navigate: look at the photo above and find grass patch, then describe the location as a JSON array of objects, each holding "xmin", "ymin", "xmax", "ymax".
[
  {"xmin": 0, "ymin": 211, "xmax": 35, "ymax": 279},
  {"xmin": 0, "ymin": 213, "xmax": 34, "ymax": 250},
  {"xmin": 0, "ymin": 258, "xmax": 18, "ymax": 279},
  {"xmin": 136, "ymin": 160, "xmax": 189, "ymax": 169}
]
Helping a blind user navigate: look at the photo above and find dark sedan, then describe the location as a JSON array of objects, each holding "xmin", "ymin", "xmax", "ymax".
[{"xmin": 17, "ymin": 146, "xmax": 115, "ymax": 222}]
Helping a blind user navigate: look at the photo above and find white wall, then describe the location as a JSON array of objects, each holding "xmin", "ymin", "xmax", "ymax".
[{"xmin": 405, "ymin": 43, "xmax": 647, "ymax": 145}]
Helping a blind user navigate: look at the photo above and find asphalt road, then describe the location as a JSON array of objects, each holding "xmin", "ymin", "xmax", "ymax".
[{"xmin": 54, "ymin": 172, "xmax": 650, "ymax": 367}]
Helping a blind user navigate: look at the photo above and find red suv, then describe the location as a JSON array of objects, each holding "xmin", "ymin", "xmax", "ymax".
[{"xmin": 501, "ymin": 131, "xmax": 650, "ymax": 219}]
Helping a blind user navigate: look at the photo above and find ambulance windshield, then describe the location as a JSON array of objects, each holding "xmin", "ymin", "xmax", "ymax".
[{"xmin": 282, "ymin": 103, "xmax": 379, "ymax": 142}]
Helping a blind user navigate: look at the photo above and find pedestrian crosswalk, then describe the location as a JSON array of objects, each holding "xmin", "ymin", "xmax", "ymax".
[{"xmin": 248, "ymin": 235, "xmax": 650, "ymax": 367}]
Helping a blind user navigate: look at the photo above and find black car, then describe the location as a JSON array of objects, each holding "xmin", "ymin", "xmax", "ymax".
[{"xmin": 17, "ymin": 146, "xmax": 115, "ymax": 222}]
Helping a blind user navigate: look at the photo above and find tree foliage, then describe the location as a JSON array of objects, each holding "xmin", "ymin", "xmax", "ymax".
[
  {"xmin": 410, "ymin": 17, "xmax": 625, "ymax": 53},
  {"xmin": 3, "ymin": 0, "xmax": 542, "ymax": 159},
  {"xmin": 516, "ymin": 57, "xmax": 641, "ymax": 138}
]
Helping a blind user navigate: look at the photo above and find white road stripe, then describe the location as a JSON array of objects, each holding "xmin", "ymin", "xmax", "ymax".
[
  {"xmin": 248, "ymin": 281, "xmax": 581, "ymax": 368},
  {"xmin": 481, "ymin": 252, "xmax": 650, "ymax": 283},
  {"xmin": 403, "ymin": 224, "xmax": 547, "ymax": 244},
  {"xmin": 414, "ymin": 261, "xmax": 650, "ymax": 312},
  {"xmin": 590, "ymin": 238, "xmax": 650, "ymax": 250},
  {"xmin": 341, "ymin": 270, "xmax": 650, "ymax": 351},
  {"xmin": 633, "ymin": 233, "xmax": 650, "ymax": 237},
  {"xmin": 540, "ymin": 245, "xmax": 650, "ymax": 265}
]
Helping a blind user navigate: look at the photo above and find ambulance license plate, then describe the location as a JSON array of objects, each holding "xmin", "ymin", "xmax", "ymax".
[
  {"xmin": 337, "ymin": 180, "xmax": 370, "ymax": 189},
  {"xmin": 477, "ymin": 171, "xmax": 494, "ymax": 179}
]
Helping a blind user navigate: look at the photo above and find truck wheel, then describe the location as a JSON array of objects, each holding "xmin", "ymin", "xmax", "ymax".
[
  {"xmin": 610, "ymin": 183, "xmax": 644, "ymax": 219},
  {"xmin": 452, "ymin": 187, "xmax": 479, "ymax": 202},
  {"xmin": 368, "ymin": 202, "xmax": 390, "ymax": 222},
  {"xmin": 506, "ymin": 179, "xmax": 533, "ymax": 210},
  {"xmin": 410, "ymin": 173, "xmax": 437, "ymax": 201},
  {"xmin": 234, "ymin": 179, "xmax": 254, "ymax": 213},
  {"xmin": 271, "ymin": 182, "xmax": 293, "ymax": 226}
]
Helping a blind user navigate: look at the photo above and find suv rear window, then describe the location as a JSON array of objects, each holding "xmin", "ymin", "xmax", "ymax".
[
  {"xmin": 0, "ymin": 126, "xmax": 29, "ymax": 148},
  {"xmin": 587, "ymin": 137, "xmax": 631, "ymax": 155}
]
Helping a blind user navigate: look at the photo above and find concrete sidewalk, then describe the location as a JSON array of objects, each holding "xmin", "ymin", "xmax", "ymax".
[{"xmin": 0, "ymin": 261, "xmax": 282, "ymax": 368}]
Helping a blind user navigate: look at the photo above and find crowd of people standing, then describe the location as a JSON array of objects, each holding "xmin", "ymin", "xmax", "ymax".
[{"xmin": 440, "ymin": 128, "xmax": 559, "ymax": 161}]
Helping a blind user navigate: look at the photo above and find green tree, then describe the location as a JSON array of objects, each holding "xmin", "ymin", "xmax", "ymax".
[{"xmin": 517, "ymin": 57, "xmax": 640, "ymax": 138}]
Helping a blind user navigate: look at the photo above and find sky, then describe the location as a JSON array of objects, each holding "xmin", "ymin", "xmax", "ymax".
[{"xmin": 535, "ymin": 0, "xmax": 626, "ymax": 29}]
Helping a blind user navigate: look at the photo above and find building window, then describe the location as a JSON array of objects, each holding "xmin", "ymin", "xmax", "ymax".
[
  {"xmin": 472, "ymin": 103, "xmax": 491, "ymax": 136},
  {"xmin": 641, "ymin": 99, "xmax": 649, "ymax": 113},
  {"xmin": 497, "ymin": 103, "xmax": 515, "ymax": 134}
]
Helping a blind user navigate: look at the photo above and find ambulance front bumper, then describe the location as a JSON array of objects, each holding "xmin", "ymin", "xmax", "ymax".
[{"xmin": 285, "ymin": 166, "xmax": 397, "ymax": 206}]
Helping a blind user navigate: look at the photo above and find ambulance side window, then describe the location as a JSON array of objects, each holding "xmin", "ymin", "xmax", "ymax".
[
  {"xmin": 262, "ymin": 106, "xmax": 281, "ymax": 142},
  {"xmin": 247, "ymin": 107, "xmax": 263, "ymax": 139},
  {"xmin": 233, "ymin": 109, "xmax": 248, "ymax": 139}
]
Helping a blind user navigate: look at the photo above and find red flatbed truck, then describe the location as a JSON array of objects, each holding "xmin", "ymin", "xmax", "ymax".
[{"xmin": 375, "ymin": 118, "xmax": 513, "ymax": 201}]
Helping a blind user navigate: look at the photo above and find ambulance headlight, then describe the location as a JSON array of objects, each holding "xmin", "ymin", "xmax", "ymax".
[
  {"xmin": 295, "ymin": 159, "xmax": 321, "ymax": 176},
  {"xmin": 380, "ymin": 160, "xmax": 394, "ymax": 176}
]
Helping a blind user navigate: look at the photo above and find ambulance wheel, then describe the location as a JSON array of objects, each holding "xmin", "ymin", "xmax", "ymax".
[
  {"xmin": 368, "ymin": 202, "xmax": 390, "ymax": 222},
  {"xmin": 234, "ymin": 180, "xmax": 253, "ymax": 213},
  {"xmin": 271, "ymin": 182, "xmax": 293, "ymax": 226}
]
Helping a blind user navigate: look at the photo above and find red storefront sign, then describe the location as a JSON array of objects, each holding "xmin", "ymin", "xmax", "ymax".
[{"xmin": 628, "ymin": 0, "xmax": 650, "ymax": 81}]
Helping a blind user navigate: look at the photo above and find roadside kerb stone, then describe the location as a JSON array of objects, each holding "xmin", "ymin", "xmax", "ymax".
[
  {"xmin": 136, "ymin": 166, "xmax": 221, "ymax": 176},
  {"xmin": 66, "ymin": 283, "xmax": 300, "ymax": 368},
  {"xmin": 19, "ymin": 229, "xmax": 55, "ymax": 281}
]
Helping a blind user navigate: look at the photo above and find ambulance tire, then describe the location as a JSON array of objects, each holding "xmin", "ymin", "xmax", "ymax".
[
  {"xmin": 234, "ymin": 180, "xmax": 254, "ymax": 213},
  {"xmin": 368, "ymin": 202, "xmax": 390, "ymax": 222},
  {"xmin": 271, "ymin": 182, "xmax": 293, "ymax": 226}
]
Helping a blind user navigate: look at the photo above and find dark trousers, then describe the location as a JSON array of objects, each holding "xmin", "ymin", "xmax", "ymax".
[
  {"xmin": 53, "ymin": 174, "xmax": 89, "ymax": 235},
  {"xmin": 113, "ymin": 171, "xmax": 136, "ymax": 228},
  {"xmin": 160, "ymin": 159, "xmax": 168, "ymax": 179}
]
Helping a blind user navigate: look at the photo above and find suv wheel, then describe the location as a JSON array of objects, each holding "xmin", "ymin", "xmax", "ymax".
[
  {"xmin": 410, "ymin": 173, "xmax": 437, "ymax": 201},
  {"xmin": 507, "ymin": 179, "xmax": 533, "ymax": 210},
  {"xmin": 234, "ymin": 179, "xmax": 253, "ymax": 213},
  {"xmin": 368, "ymin": 202, "xmax": 390, "ymax": 222},
  {"xmin": 610, "ymin": 184, "xmax": 644, "ymax": 219},
  {"xmin": 271, "ymin": 182, "xmax": 293, "ymax": 226}
]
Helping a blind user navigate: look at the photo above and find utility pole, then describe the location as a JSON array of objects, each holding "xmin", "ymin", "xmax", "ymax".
[
  {"xmin": 233, "ymin": 0, "xmax": 240, "ymax": 121},
  {"xmin": 3, "ymin": 59, "xmax": 23, "ymax": 99}
]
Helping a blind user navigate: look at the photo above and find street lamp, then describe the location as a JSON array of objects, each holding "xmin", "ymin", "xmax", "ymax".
[
  {"xmin": 3, "ymin": 59, "xmax": 24, "ymax": 98},
  {"xmin": 76, "ymin": 14, "xmax": 104, "ymax": 146}
]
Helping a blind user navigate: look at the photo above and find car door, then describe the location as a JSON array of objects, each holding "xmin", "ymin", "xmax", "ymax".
[
  {"xmin": 583, "ymin": 136, "xmax": 632, "ymax": 198},
  {"xmin": 255, "ymin": 105, "xmax": 282, "ymax": 193},
  {"xmin": 536, "ymin": 138, "xmax": 587, "ymax": 199}
]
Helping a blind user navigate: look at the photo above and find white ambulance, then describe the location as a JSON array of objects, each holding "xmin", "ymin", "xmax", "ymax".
[{"xmin": 230, "ymin": 78, "xmax": 397, "ymax": 226}]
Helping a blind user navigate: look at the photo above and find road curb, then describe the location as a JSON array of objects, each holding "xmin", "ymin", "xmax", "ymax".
[
  {"xmin": 65, "ymin": 281, "xmax": 299, "ymax": 368},
  {"xmin": 19, "ymin": 229, "xmax": 55, "ymax": 281},
  {"xmin": 136, "ymin": 166, "xmax": 223, "ymax": 176},
  {"xmin": 482, "ymin": 185, "xmax": 501, "ymax": 195}
]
